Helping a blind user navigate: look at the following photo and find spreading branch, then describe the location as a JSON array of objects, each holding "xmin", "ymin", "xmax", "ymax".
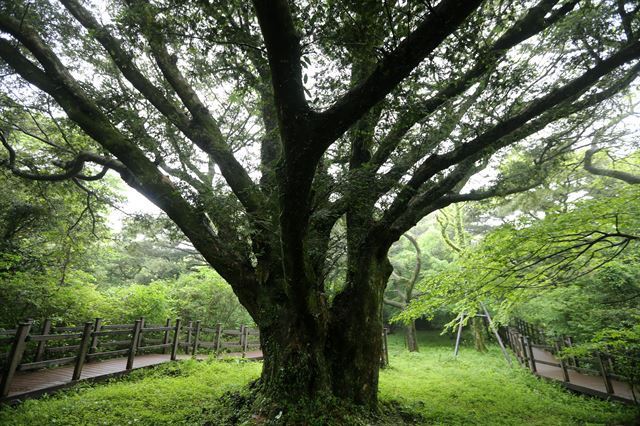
[{"xmin": 584, "ymin": 146, "xmax": 640, "ymax": 184}]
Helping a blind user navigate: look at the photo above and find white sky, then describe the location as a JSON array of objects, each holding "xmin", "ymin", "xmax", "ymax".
[{"xmin": 107, "ymin": 173, "xmax": 162, "ymax": 231}]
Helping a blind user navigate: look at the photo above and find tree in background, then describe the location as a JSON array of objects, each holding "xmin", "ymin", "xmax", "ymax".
[
  {"xmin": 2, "ymin": 0, "xmax": 640, "ymax": 412},
  {"xmin": 437, "ymin": 204, "xmax": 488, "ymax": 352},
  {"xmin": 399, "ymin": 153, "xmax": 640, "ymax": 333},
  {"xmin": 384, "ymin": 234, "xmax": 422, "ymax": 352},
  {"xmin": 0, "ymin": 138, "xmax": 116, "ymax": 326}
]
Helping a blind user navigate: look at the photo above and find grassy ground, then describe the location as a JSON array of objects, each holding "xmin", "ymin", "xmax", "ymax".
[{"xmin": 0, "ymin": 331, "xmax": 637, "ymax": 425}]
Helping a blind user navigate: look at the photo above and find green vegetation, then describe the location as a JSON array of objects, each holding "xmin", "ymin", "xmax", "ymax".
[{"xmin": 0, "ymin": 332, "xmax": 635, "ymax": 425}]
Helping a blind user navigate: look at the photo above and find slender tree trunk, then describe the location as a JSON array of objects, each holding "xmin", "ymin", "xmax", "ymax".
[
  {"xmin": 472, "ymin": 316, "xmax": 487, "ymax": 352},
  {"xmin": 406, "ymin": 320, "xmax": 419, "ymax": 352}
]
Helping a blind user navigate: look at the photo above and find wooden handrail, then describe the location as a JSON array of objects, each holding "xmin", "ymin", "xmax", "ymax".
[
  {"xmin": 505, "ymin": 322, "xmax": 639, "ymax": 399},
  {"xmin": 1, "ymin": 316, "xmax": 261, "ymax": 398}
]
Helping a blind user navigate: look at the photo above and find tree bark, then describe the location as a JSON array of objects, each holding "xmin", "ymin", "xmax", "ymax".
[
  {"xmin": 249, "ymin": 249, "xmax": 392, "ymax": 408},
  {"xmin": 258, "ymin": 310, "xmax": 331, "ymax": 400},
  {"xmin": 406, "ymin": 320, "xmax": 419, "ymax": 352},
  {"xmin": 472, "ymin": 316, "xmax": 487, "ymax": 352},
  {"xmin": 327, "ymin": 249, "xmax": 393, "ymax": 406}
]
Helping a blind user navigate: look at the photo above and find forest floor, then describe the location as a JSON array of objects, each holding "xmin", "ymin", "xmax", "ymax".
[{"xmin": 0, "ymin": 331, "xmax": 637, "ymax": 425}]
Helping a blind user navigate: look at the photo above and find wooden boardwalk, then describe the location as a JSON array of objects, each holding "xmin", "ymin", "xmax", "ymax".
[
  {"xmin": 3, "ymin": 351, "xmax": 262, "ymax": 402},
  {"xmin": 530, "ymin": 347, "xmax": 636, "ymax": 403},
  {"xmin": 506, "ymin": 324, "xmax": 637, "ymax": 404}
]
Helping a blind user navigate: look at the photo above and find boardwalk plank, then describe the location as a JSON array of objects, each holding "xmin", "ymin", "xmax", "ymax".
[
  {"xmin": 530, "ymin": 347, "xmax": 636, "ymax": 402},
  {"xmin": 2, "ymin": 352, "xmax": 262, "ymax": 403}
]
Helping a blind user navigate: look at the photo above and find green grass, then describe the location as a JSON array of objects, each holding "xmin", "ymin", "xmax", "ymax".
[
  {"xmin": 0, "ymin": 331, "xmax": 637, "ymax": 425},
  {"xmin": 380, "ymin": 331, "xmax": 637, "ymax": 425}
]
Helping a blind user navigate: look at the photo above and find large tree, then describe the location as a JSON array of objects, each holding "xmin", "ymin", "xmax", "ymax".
[{"xmin": 1, "ymin": 0, "xmax": 639, "ymax": 410}]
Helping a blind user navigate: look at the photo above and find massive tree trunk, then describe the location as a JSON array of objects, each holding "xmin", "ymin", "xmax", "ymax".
[
  {"xmin": 328, "ymin": 250, "xmax": 392, "ymax": 405},
  {"xmin": 251, "ymin": 247, "xmax": 392, "ymax": 407}
]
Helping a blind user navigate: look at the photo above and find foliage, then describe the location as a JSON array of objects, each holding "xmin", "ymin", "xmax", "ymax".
[
  {"xmin": 399, "ymin": 181, "xmax": 640, "ymax": 327},
  {"xmin": 0, "ymin": 270, "xmax": 107, "ymax": 328},
  {"xmin": 166, "ymin": 268, "xmax": 253, "ymax": 328},
  {"xmin": 560, "ymin": 322, "xmax": 640, "ymax": 400},
  {"xmin": 86, "ymin": 215, "xmax": 208, "ymax": 288},
  {"xmin": 0, "ymin": 267, "xmax": 252, "ymax": 329},
  {"xmin": 0, "ymin": 332, "xmax": 636, "ymax": 425},
  {"xmin": 515, "ymin": 258, "xmax": 640, "ymax": 342},
  {"xmin": 0, "ymin": 167, "xmax": 115, "ymax": 327},
  {"xmin": 101, "ymin": 282, "xmax": 174, "ymax": 326}
]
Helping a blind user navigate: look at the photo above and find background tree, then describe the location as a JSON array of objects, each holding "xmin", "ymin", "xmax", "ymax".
[
  {"xmin": 384, "ymin": 234, "xmax": 422, "ymax": 352},
  {"xmin": 399, "ymin": 152, "xmax": 640, "ymax": 326},
  {"xmin": 1, "ymin": 0, "xmax": 640, "ymax": 413}
]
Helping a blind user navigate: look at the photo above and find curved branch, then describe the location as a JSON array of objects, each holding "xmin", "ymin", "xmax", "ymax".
[
  {"xmin": 383, "ymin": 297, "xmax": 405, "ymax": 309},
  {"xmin": 368, "ymin": 0, "xmax": 576, "ymax": 173},
  {"xmin": 60, "ymin": 0, "xmax": 266, "ymax": 216},
  {"xmin": 381, "ymin": 42, "xmax": 640, "ymax": 231},
  {"xmin": 584, "ymin": 147, "xmax": 640, "ymax": 184},
  {"xmin": 0, "ymin": 22, "xmax": 259, "ymax": 312},
  {"xmin": 1, "ymin": 131, "xmax": 126, "ymax": 181}
]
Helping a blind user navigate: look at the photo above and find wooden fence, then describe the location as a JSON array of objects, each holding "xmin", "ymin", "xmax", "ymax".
[
  {"xmin": 0, "ymin": 318, "xmax": 259, "ymax": 398},
  {"xmin": 504, "ymin": 319, "xmax": 637, "ymax": 401}
]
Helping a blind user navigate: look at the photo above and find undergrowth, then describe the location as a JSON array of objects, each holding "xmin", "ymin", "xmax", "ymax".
[{"xmin": 0, "ymin": 331, "xmax": 637, "ymax": 425}]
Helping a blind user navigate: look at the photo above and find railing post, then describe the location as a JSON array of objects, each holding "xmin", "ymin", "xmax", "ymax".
[
  {"xmin": 192, "ymin": 320, "xmax": 201, "ymax": 356},
  {"xmin": 171, "ymin": 319, "xmax": 182, "ymax": 361},
  {"xmin": 72, "ymin": 322, "xmax": 94, "ymax": 381},
  {"xmin": 597, "ymin": 353, "xmax": 614, "ymax": 394},
  {"xmin": 126, "ymin": 320, "xmax": 142, "ymax": 370},
  {"xmin": 519, "ymin": 334, "xmax": 528, "ymax": 366},
  {"xmin": 162, "ymin": 318, "xmax": 171, "ymax": 354},
  {"xmin": 0, "ymin": 321, "xmax": 32, "ymax": 398},
  {"xmin": 89, "ymin": 318, "xmax": 102, "ymax": 354},
  {"xmin": 35, "ymin": 319, "xmax": 52, "ymax": 362},
  {"xmin": 240, "ymin": 325, "xmax": 246, "ymax": 358},
  {"xmin": 214, "ymin": 323, "xmax": 222, "ymax": 355},
  {"xmin": 525, "ymin": 336, "xmax": 536, "ymax": 372},
  {"xmin": 554, "ymin": 339, "xmax": 570, "ymax": 382},
  {"xmin": 185, "ymin": 321, "xmax": 193, "ymax": 355},
  {"xmin": 137, "ymin": 317, "xmax": 145, "ymax": 348}
]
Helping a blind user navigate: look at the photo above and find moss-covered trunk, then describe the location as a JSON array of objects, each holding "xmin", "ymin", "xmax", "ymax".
[
  {"xmin": 326, "ymin": 249, "xmax": 392, "ymax": 406},
  {"xmin": 258, "ymin": 314, "xmax": 331, "ymax": 400},
  {"xmin": 251, "ymin": 250, "xmax": 392, "ymax": 409}
]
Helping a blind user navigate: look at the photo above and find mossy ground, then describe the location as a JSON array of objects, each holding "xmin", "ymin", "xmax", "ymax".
[{"xmin": 0, "ymin": 331, "xmax": 637, "ymax": 425}]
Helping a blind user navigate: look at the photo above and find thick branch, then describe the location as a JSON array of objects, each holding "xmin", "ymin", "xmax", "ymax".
[
  {"xmin": 60, "ymin": 0, "xmax": 265, "ymax": 216},
  {"xmin": 314, "ymin": 0, "xmax": 482, "ymax": 152},
  {"xmin": 382, "ymin": 41, "xmax": 640, "ymax": 228},
  {"xmin": 0, "ymin": 24, "xmax": 259, "ymax": 310},
  {"xmin": 369, "ymin": 0, "xmax": 575, "ymax": 172},
  {"xmin": 1, "ymin": 132, "xmax": 125, "ymax": 181},
  {"xmin": 383, "ymin": 298, "xmax": 405, "ymax": 309},
  {"xmin": 584, "ymin": 147, "xmax": 640, "ymax": 184},
  {"xmin": 252, "ymin": 0, "xmax": 309, "ymax": 131}
]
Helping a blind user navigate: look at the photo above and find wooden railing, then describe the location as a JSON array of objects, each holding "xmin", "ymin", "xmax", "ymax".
[
  {"xmin": 0, "ymin": 318, "xmax": 259, "ymax": 398},
  {"xmin": 503, "ymin": 319, "xmax": 636, "ymax": 400}
]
